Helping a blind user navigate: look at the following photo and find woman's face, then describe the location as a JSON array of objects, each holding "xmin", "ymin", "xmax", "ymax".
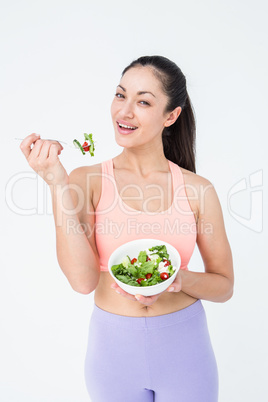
[{"xmin": 111, "ymin": 66, "xmax": 174, "ymax": 150}]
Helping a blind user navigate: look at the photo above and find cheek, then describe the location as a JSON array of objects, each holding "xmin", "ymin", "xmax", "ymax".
[
  {"xmin": 110, "ymin": 100, "xmax": 117, "ymax": 118},
  {"xmin": 144, "ymin": 110, "xmax": 164, "ymax": 128}
]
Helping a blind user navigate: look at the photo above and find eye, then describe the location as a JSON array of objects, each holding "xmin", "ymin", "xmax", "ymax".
[
  {"xmin": 115, "ymin": 92, "xmax": 125, "ymax": 99},
  {"xmin": 139, "ymin": 100, "xmax": 150, "ymax": 106}
]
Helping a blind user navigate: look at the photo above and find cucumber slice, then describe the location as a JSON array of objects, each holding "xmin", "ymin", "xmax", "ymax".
[
  {"xmin": 122, "ymin": 255, "xmax": 131, "ymax": 268},
  {"xmin": 84, "ymin": 133, "xmax": 95, "ymax": 156},
  {"xmin": 73, "ymin": 139, "xmax": 86, "ymax": 155}
]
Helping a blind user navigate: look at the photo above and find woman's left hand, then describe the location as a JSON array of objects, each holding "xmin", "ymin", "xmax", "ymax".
[{"xmin": 110, "ymin": 272, "xmax": 182, "ymax": 306}]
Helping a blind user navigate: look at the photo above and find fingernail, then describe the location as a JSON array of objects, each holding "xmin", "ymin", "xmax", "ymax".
[
  {"xmin": 168, "ymin": 287, "xmax": 174, "ymax": 292},
  {"xmin": 116, "ymin": 290, "xmax": 121, "ymax": 294},
  {"xmin": 135, "ymin": 295, "xmax": 141, "ymax": 301}
]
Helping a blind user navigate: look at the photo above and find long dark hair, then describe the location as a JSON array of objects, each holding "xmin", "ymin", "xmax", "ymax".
[{"xmin": 122, "ymin": 56, "xmax": 196, "ymax": 173}]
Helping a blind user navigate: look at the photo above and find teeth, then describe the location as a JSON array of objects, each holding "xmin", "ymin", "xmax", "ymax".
[{"xmin": 118, "ymin": 123, "xmax": 137, "ymax": 130}]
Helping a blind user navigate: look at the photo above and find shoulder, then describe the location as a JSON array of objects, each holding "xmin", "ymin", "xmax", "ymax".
[
  {"xmin": 69, "ymin": 163, "xmax": 102, "ymax": 183},
  {"xmin": 180, "ymin": 167, "xmax": 213, "ymax": 189},
  {"xmin": 179, "ymin": 167, "xmax": 219, "ymax": 221},
  {"xmin": 69, "ymin": 163, "xmax": 103, "ymax": 191},
  {"xmin": 69, "ymin": 163, "xmax": 102, "ymax": 210}
]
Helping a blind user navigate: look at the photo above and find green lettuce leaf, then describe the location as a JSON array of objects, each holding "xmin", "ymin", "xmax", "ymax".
[
  {"xmin": 149, "ymin": 245, "xmax": 169, "ymax": 260},
  {"xmin": 138, "ymin": 250, "xmax": 147, "ymax": 263}
]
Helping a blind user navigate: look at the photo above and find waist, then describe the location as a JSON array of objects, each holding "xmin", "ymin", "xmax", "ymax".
[
  {"xmin": 92, "ymin": 299, "xmax": 203, "ymax": 326},
  {"xmin": 94, "ymin": 271, "xmax": 198, "ymax": 317}
]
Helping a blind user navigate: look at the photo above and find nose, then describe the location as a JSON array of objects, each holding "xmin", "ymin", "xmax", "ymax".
[{"xmin": 119, "ymin": 100, "xmax": 135, "ymax": 119}]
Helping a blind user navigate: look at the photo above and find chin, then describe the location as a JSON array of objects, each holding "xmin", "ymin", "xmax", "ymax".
[
  {"xmin": 114, "ymin": 132, "xmax": 136, "ymax": 148},
  {"xmin": 115, "ymin": 137, "xmax": 134, "ymax": 148}
]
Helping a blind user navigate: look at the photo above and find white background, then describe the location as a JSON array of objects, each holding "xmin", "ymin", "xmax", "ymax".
[{"xmin": 1, "ymin": 0, "xmax": 267, "ymax": 401}]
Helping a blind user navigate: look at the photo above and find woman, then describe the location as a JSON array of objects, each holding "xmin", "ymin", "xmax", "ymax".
[{"xmin": 20, "ymin": 56, "xmax": 234, "ymax": 402}]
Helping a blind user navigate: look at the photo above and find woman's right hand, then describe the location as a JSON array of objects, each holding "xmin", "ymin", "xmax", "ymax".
[{"xmin": 20, "ymin": 133, "xmax": 69, "ymax": 186}]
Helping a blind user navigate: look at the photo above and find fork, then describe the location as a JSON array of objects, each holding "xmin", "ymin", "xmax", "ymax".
[{"xmin": 14, "ymin": 137, "xmax": 83, "ymax": 149}]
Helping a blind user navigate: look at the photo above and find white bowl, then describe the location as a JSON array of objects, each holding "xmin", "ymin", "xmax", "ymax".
[{"xmin": 108, "ymin": 239, "xmax": 181, "ymax": 296}]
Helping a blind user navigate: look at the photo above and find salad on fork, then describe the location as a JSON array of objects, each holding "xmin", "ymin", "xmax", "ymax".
[
  {"xmin": 16, "ymin": 132, "xmax": 95, "ymax": 156},
  {"xmin": 73, "ymin": 133, "xmax": 95, "ymax": 156}
]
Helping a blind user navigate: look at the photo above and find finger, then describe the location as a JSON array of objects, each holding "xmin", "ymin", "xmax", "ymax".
[
  {"xmin": 48, "ymin": 142, "xmax": 63, "ymax": 160},
  {"xmin": 20, "ymin": 133, "xmax": 40, "ymax": 159},
  {"xmin": 56, "ymin": 141, "xmax": 64, "ymax": 151},
  {"xmin": 28, "ymin": 139, "xmax": 45, "ymax": 159},
  {"xmin": 167, "ymin": 286, "xmax": 175, "ymax": 292},
  {"xmin": 167, "ymin": 274, "xmax": 181, "ymax": 292},
  {"xmin": 37, "ymin": 141, "xmax": 63, "ymax": 162},
  {"xmin": 135, "ymin": 294, "xmax": 159, "ymax": 306},
  {"xmin": 38, "ymin": 140, "xmax": 53, "ymax": 161},
  {"xmin": 110, "ymin": 284, "xmax": 137, "ymax": 301}
]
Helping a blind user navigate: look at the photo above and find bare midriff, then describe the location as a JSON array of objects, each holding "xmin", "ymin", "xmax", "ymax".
[{"xmin": 94, "ymin": 272, "xmax": 198, "ymax": 317}]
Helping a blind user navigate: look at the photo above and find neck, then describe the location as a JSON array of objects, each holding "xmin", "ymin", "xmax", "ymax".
[{"xmin": 117, "ymin": 145, "xmax": 169, "ymax": 176}]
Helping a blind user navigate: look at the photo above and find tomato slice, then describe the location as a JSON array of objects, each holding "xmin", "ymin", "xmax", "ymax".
[
  {"xmin": 145, "ymin": 273, "xmax": 152, "ymax": 279},
  {"xmin": 146, "ymin": 256, "xmax": 151, "ymax": 261},
  {"xmin": 164, "ymin": 260, "xmax": 171, "ymax": 267},
  {"xmin": 131, "ymin": 258, "xmax": 137, "ymax": 264},
  {"xmin": 136, "ymin": 278, "xmax": 145, "ymax": 284},
  {"xmin": 160, "ymin": 272, "xmax": 169, "ymax": 280},
  {"xmin": 82, "ymin": 141, "xmax": 90, "ymax": 152}
]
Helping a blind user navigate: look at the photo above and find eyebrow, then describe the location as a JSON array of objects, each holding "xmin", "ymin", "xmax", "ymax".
[{"xmin": 117, "ymin": 85, "xmax": 156, "ymax": 98}]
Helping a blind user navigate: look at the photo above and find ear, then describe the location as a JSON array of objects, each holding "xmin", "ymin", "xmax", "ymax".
[{"xmin": 164, "ymin": 106, "xmax": 182, "ymax": 127}]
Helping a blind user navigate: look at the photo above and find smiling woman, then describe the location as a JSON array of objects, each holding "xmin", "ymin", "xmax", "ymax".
[
  {"xmin": 84, "ymin": 56, "xmax": 232, "ymax": 402},
  {"xmin": 19, "ymin": 55, "xmax": 233, "ymax": 402}
]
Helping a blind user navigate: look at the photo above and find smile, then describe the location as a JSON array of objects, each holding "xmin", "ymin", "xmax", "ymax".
[{"xmin": 118, "ymin": 122, "xmax": 138, "ymax": 130}]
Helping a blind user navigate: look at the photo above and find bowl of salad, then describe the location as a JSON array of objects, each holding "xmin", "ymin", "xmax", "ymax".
[{"xmin": 108, "ymin": 239, "xmax": 181, "ymax": 296}]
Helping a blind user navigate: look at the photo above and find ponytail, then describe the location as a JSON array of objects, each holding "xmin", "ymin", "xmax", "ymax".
[{"xmin": 162, "ymin": 93, "xmax": 196, "ymax": 173}]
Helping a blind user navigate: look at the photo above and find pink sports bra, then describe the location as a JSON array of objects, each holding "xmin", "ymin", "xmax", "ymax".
[{"xmin": 95, "ymin": 159, "xmax": 197, "ymax": 272}]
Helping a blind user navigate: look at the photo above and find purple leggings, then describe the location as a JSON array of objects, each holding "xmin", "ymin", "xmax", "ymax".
[{"xmin": 84, "ymin": 300, "xmax": 218, "ymax": 402}]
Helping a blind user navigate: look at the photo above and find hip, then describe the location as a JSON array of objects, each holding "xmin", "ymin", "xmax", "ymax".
[{"xmin": 85, "ymin": 299, "xmax": 218, "ymax": 401}]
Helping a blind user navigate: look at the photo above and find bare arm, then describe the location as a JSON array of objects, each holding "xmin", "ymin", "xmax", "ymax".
[
  {"xmin": 20, "ymin": 134, "xmax": 100, "ymax": 294},
  {"xmin": 49, "ymin": 173, "xmax": 100, "ymax": 294},
  {"xmin": 177, "ymin": 178, "xmax": 234, "ymax": 302}
]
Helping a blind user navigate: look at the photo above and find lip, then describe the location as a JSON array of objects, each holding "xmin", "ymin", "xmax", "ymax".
[
  {"xmin": 117, "ymin": 119, "xmax": 138, "ymax": 129},
  {"xmin": 116, "ymin": 120, "xmax": 138, "ymax": 135}
]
